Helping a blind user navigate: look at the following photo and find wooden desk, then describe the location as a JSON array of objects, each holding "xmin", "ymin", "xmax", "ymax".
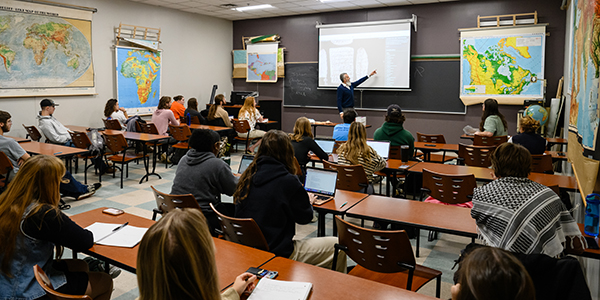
[
  {"xmin": 70, "ymin": 208, "xmax": 276, "ymax": 290},
  {"xmin": 578, "ymin": 223, "xmax": 600, "ymax": 260},
  {"xmin": 414, "ymin": 141, "xmax": 459, "ymax": 152},
  {"xmin": 312, "ymin": 190, "xmax": 369, "ymax": 237},
  {"xmin": 260, "ymin": 257, "xmax": 437, "ymax": 300},
  {"xmin": 189, "ymin": 124, "xmax": 232, "ymax": 132},
  {"xmin": 545, "ymin": 150, "xmax": 568, "ymax": 161},
  {"xmin": 6, "ymin": 135, "xmax": 30, "ymax": 143},
  {"xmin": 460, "ymin": 134, "xmax": 568, "ymax": 146},
  {"xmin": 20, "ymin": 141, "xmax": 87, "ymax": 157},
  {"xmin": 66, "ymin": 125, "xmax": 96, "ymax": 133}
]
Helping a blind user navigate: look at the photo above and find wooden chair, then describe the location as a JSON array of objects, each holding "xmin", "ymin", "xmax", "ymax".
[
  {"xmin": 140, "ymin": 122, "xmax": 169, "ymax": 168},
  {"xmin": 168, "ymin": 124, "xmax": 192, "ymax": 150},
  {"xmin": 416, "ymin": 132, "xmax": 451, "ymax": 163},
  {"xmin": 531, "ymin": 154, "xmax": 554, "ymax": 174},
  {"xmin": 293, "ymin": 157, "xmax": 303, "ymax": 176},
  {"xmin": 103, "ymin": 119, "xmax": 122, "ymax": 130},
  {"xmin": 333, "ymin": 140, "xmax": 346, "ymax": 154},
  {"xmin": 22, "ymin": 124, "xmax": 43, "ymax": 142},
  {"xmin": 190, "ymin": 115, "xmax": 201, "ymax": 124},
  {"xmin": 332, "ymin": 216, "xmax": 441, "ymax": 297},
  {"xmin": 458, "ymin": 143, "xmax": 496, "ymax": 167},
  {"xmin": 209, "ymin": 203, "xmax": 270, "ymax": 251},
  {"xmin": 473, "ymin": 135, "xmax": 507, "ymax": 146},
  {"xmin": 33, "ymin": 265, "xmax": 92, "ymax": 300},
  {"xmin": 0, "ymin": 151, "xmax": 13, "ymax": 191},
  {"xmin": 323, "ymin": 160, "xmax": 369, "ymax": 193},
  {"xmin": 69, "ymin": 131, "xmax": 101, "ymax": 184},
  {"xmin": 232, "ymin": 119, "xmax": 259, "ymax": 153},
  {"xmin": 102, "ymin": 132, "xmax": 146, "ymax": 188},
  {"xmin": 150, "ymin": 186, "xmax": 200, "ymax": 220}
]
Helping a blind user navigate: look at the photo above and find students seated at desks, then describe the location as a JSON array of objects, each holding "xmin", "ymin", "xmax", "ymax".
[
  {"xmin": 37, "ymin": 99, "xmax": 73, "ymax": 145},
  {"xmin": 373, "ymin": 104, "xmax": 415, "ymax": 155},
  {"xmin": 509, "ymin": 116, "xmax": 546, "ymax": 155},
  {"xmin": 333, "ymin": 108, "xmax": 356, "ymax": 141},
  {"xmin": 237, "ymin": 96, "xmax": 265, "ymax": 154},
  {"xmin": 0, "ymin": 155, "xmax": 113, "ymax": 300},
  {"xmin": 103, "ymin": 98, "xmax": 128, "ymax": 128},
  {"xmin": 471, "ymin": 143, "xmax": 584, "ymax": 257},
  {"xmin": 170, "ymin": 129, "xmax": 238, "ymax": 236},
  {"xmin": 137, "ymin": 209, "xmax": 256, "ymax": 300},
  {"xmin": 151, "ymin": 96, "xmax": 180, "ymax": 136},
  {"xmin": 452, "ymin": 247, "xmax": 535, "ymax": 300},
  {"xmin": 207, "ymin": 94, "xmax": 233, "ymax": 128},
  {"xmin": 337, "ymin": 122, "xmax": 386, "ymax": 193},
  {"xmin": 289, "ymin": 117, "xmax": 328, "ymax": 171},
  {"xmin": 0, "ymin": 111, "xmax": 101, "ymax": 199},
  {"xmin": 170, "ymin": 95, "xmax": 186, "ymax": 120},
  {"xmin": 234, "ymin": 130, "xmax": 347, "ymax": 272},
  {"xmin": 474, "ymin": 98, "xmax": 508, "ymax": 137},
  {"xmin": 183, "ymin": 97, "xmax": 206, "ymax": 124}
]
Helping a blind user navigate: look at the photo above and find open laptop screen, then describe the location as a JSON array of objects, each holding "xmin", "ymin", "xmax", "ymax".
[
  {"xmin": 315, "ymin": 139, "xmax": 335, "ymax": 154},
  {"xmin": 237, "ymin": 155, "xmax": 254, "ymax": 174},
  {"xmin": 366, "ymin": 140, "xmax": 391, "ymax": 159},
  {"xmin": 304, "ymin": 168, "xmax": 337, "ymax": 196}
]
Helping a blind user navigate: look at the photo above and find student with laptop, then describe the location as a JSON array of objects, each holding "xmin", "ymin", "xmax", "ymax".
[
  {"xmin": 304, "ymin": 167, "xmax": 338, "ymax": 205},
  {"xmin": 373, "ymin": 104, "xmax": 414, "ymax": 155},
  {"xmin": 170, "ymin": 129, "xmax": 238, "ymax": 236},
  {"xmin": 234, "ymin": 130, "xmax": 347, "ymax": 272},
  {"xmin": 289, "ymin": 117, "xmax": 328, "ymax": 170}
]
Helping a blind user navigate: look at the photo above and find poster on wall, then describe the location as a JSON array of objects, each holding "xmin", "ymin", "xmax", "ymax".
[
  {"xmin": 569, "ymin": 0, "xmax": 600, "ymax": 152},
  {"xmin": 115, "ymin": 46, "xmax": 162, "ymax": 115},
  {"xmin": 246, "ymin": 42, "xmax": 278, "ymax": 83},
  {"xmin": 459, "ymin": 26, "xmax": 546, "ymax": 106},
  {"xmin": 0, "ymin": 0, "xmax": 95, "ymax": 97}
]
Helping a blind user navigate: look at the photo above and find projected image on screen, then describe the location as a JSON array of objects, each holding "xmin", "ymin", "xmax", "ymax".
[{"xmin": 319, "ymin": 22, "xmax": 411, "ymax": 90}]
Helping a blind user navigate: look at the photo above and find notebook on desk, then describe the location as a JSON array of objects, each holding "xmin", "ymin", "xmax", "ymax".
[
  {"xmin": 238, "ymin": 154, "xmax": 254, "ymax": 174},
  {"xmin": 366, "ymin": 140, "xmax": 391, "ymax": 159},
  {"xmin": 314, "ymin": 138, "xmax": 335, "ymax": 154},
  {"xmin": 304, "ymin": 167, "xmax": 337, "ymax": 205}
]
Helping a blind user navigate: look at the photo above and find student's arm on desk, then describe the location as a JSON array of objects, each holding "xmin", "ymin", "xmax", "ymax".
[
  {"xmin": 21, "ymin": 205, "xmax": 93, "ymax": 251},
  {"xmin": 308, "ymin": 138, "xmax": 329, "ymax": 161},
  {"xmin": 221, "ymin": 165, "xmax": 240, "ymax": 196},
  {"xmin": 231, "ymin": 273, "xmax": 257, "ymax": 296},
  {"xmin": 474, "ymin": 130, "xmax": 493, "ymax": 137}
]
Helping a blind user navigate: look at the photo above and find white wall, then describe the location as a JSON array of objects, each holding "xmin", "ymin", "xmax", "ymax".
[{"xmin": 1, "ymin": 0, "xmax": 233, "ymax": 137}]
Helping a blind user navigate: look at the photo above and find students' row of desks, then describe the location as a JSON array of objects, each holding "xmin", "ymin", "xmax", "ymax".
[
  {"xmin": 70, "ymin": 207, "xmax": 437, "ymax": 300},
  {"xmin": 414, "ymin": 141, "xmax": 568, "ymax": 161},
  {"xmin": 460, "ymin": 134, "xmax": 568, "ymax": 146}
]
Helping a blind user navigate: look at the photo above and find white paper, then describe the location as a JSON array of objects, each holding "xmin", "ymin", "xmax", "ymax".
[
  {"xmin": 85, "ymin": 222, "xmax": 148, "ymax": 248},
  {"xmin": 248, "ymin": 278, "xmax": 312, "ymax": 300}
]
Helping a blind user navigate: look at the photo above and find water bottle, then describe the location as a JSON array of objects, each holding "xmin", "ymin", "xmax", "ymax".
[
  {"xmin": 584, "ymin": 193, "xmax": 600, "ymax": 237},
  {"xmin": 186, "ymin": 113, "xmax": 191, "ymax": 126}
]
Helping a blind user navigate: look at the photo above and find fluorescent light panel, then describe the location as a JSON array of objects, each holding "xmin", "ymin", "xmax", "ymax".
[{"xmin": 234, "ymin": 4, "xmax": 273, "ymax": 11}]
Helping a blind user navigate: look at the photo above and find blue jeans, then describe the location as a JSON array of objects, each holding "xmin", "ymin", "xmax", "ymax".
[{"xmin": 60, "ymin": 171, "xmax": 88, "ymax": 198}]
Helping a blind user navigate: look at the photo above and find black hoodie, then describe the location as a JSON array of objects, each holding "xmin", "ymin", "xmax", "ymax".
[{"xmin": 235, "ymin": 156, "xmax": 313, "ymax": 257}]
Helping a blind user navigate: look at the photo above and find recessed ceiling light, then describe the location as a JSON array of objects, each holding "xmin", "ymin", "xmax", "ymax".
[{"xmin": 234, "ymin": 4, "xmax": 273, "ymax": 12}]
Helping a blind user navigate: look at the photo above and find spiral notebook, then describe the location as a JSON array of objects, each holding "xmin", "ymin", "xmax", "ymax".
[{"xmin": 248, "ymin": 278, "xmax": 312, "ymax": 300}]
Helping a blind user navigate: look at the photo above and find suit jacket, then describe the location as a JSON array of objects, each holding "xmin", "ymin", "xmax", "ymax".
[{"xmin": 336, "ymin": 75, "xmax": 368, "ymax": 112}]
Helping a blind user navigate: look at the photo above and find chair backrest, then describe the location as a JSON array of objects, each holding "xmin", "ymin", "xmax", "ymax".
[
  {"xmin": 102, "ymin": 132, "xmax": 128, "ymax": 153},
  {"xmin": 22, "ymin": 124, "xmax": 42, "ymax": 142},
  {"xmin": 140, "ymin": 122, "xmax": 159, "ymax": 135},
  {"xmin": 333, "ymin": 140, "xmax": 346, "ymax": 154},
  {"xmin": 422, "ymin": 169, "xmax": 476, "ymax": 204},
  {"xmin": 473, "ymin": 135, "xmax": 507, "ymax": 146},
  {"xmin": 232, "ymin": 119, "xmax": 251, "ymax": 134},
  {"xmin": 103, "ymin": 119, "xmax": 122, "ymax": 130},
  {"xmin": 0, "ymin": 151, "xmax": 13, "ymax": 184},
  {"xmin": 151, "ymin": 186, "xmax": 200, "ymax": 215},
  {"xmin": 191, "ymin": 116, "xmax": 201, "ymax": 124},
  {"xmin": 293, "ymin": 157, "xmax": 303, "ymax": 176},
  {"xmin": 335, "ymin": 216, "xmax": 415, "ymax": 273},
  {"xmin": 458, "ymin": 143, "xmax": 496, "ymax": 167},
  {"xmin": 416, "ymin": 132, "xmax": 446, "ymax": 144},
  {"xmin": 68, "ymin": 132, "xmax": 92, "ymax": 150},
  {"xmin": 33, "ymin": 265, "xmax": 92, "ymax": 300},
  {"xmin": 531, "ymin": 154, "xmax": 554, "ymax": 174},
  {"xmin": 209, "ymin": 203, "xmax": 270, "ymax": 251},
  {"xmin": 168, "ymin": 124, "xmax": 192, "ymax": 142},
  {"xmin": 388, "ymin": 145, "xmax": 404, "ymax": 160},
  {"xmin": 323, "ymin": 160, "xmax": 369, "ymax": 192}
]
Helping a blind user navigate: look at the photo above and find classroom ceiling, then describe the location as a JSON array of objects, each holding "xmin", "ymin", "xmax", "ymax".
[{"xmin": 128, "ymin": 0, "xmax": 457, "ymax": 21}]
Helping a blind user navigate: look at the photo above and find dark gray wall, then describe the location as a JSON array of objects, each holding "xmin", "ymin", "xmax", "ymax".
[{"xmin": 233, "ymin": 0, "xmax": 566, "ymax": 143}]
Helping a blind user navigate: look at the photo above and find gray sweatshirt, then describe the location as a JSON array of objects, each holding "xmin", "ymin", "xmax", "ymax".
[{"xmin": 170, "ymin": 150, "xmax": 238, "ymax": 211}]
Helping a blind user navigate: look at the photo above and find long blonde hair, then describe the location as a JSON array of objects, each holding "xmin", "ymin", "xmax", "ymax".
[
  {"xmin": 289, "ymin": 117, "xmax": 313, "ymax": 142},
  {"xmin": 337, "ymin": 122, "xmax": 372, "ymax": 164},
  {"xmin": 238, "ymin": 97, "xmax": 257, "ymax": 120},
  {"xmin": 0, "ymin": 155, "xmax": 65, "ymax": 276},
  {"xmin": 137, "ymin": 209, "xmax": 220, "ymax": 300}
]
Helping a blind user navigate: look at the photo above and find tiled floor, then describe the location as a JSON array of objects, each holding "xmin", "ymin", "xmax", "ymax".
[{"xmin": 63, "ymin": 151, "xmax": 469, "ymax": 300}]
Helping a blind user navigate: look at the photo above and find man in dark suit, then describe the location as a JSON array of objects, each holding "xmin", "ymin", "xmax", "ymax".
[{"xmin": 336, "ymin": 70, "xmax": 377, "ymax": 119}]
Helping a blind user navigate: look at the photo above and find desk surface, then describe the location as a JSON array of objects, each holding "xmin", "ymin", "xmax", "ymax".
[
  {"xmin": 66, "ymin": 125, "xmax": 94, "ymax": 133},
  {"xmin": 70, "ymin": 208, "xmax": 276, "ymax": 289},
  {"xmin": 384, "ymin": 159, "xmax": 420, "ymax": 171},
  {"xmin": 260, "ymin": 257, "xmax": 436, "ymax": 300},
  {"xmin": 20, "ymin": 141, "xmax": 87, "ymax": 157},
  {"xmin": 460, "ymin": 134, "xmax": 568, "ymax": 145},
  {"xmin": 312, "ymin": 189, "xmax": 368, "ymax": 214},
  {"xmin": 189, "ymin": 124, "xmax": 232, "ymax": 131},
  {"xmin": 346, "ymin": 195, "xmax": 477, "ymax": 237},
  {"xmin": 414, "ymin": 142, "xmax": 459, "ymax": 152},
  {"xmin": 102, "ymin": 129, "xmax": 168, "ymax": 142},
  {"xmin": 5, "ymin": 135, "xmax": 30, "ymax": 143}
]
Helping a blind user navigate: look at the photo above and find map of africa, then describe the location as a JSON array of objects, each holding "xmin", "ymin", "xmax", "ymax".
[
  {"xmin": 569, "ymin": 0, "xmax": 600, "ymax": 150},
  {"xmin": 0, "ymin": 12, "xmax": 92, "ymax": 88},
  {"xmin": 115, "ymin": 46, "xmax": 161, "ymax": 110},
  {"xmin": 460, "ymin": 31, "xmax": 545, "ymax": 98},
  {"xmin": 247, "ymin": 52, "xmax": 277, "ymax": 82}
]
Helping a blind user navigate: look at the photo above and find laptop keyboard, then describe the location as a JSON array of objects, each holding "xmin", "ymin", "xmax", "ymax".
[{"xmin": 315, "ymin": 195, "xmax": 330, "ymax": 200}]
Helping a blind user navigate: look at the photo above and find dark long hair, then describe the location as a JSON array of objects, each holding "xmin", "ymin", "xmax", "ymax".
[
  {"xmin": 104, "ymin": 99, "xmax": 118, "ymax": 118},
  {"xmin": 479, "ymin": 98, "xmax": 507, "ymax": 132},
  {"xmin": 208, "ymin": 94, "xmax": 225, "ymax": 121},
  {"xmin": 157, "ymin": 96, "xmax": 172, "ymax": 110},
  {"xmin": 188, "ymin": 98, "xmax": 198, "ymax": 112},
  {"xmin": 233, "ymin": 130, "xmax": 297, "ymax": 203}
]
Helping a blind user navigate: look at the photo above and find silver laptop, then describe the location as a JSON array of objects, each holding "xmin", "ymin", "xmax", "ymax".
[
  {"xmin": 315, "ymin": 139, "xmax": 335, "ymax": 154},
  {"xmin": 304, "ymin": 167, "xmax": 338, "ymax": 205},
  {"xmin": 367, "ymin": 140, "xmax": 391, "ymax": 159},
  {"xmin": 237, "ymin": 154, "xmax": 254, "ymax": 174}
]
